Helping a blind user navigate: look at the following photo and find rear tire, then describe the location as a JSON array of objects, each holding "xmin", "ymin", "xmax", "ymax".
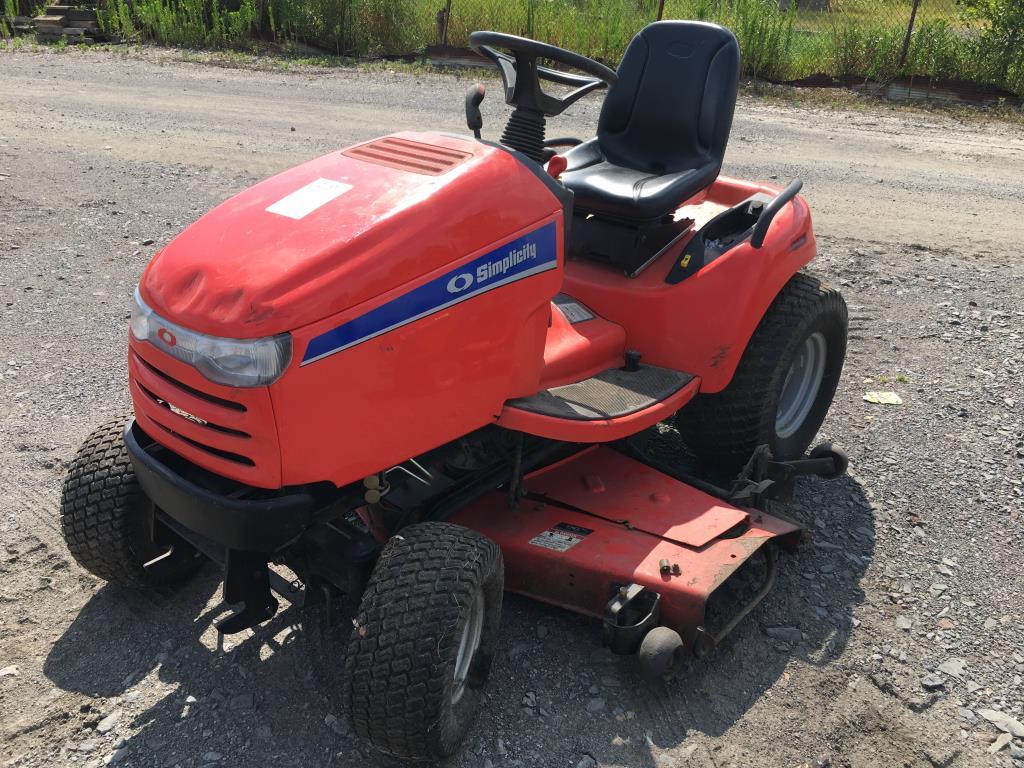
[
  {"xmin": 344, "ymin": 522, "xmax": 503, "ymax": 761},
  {"xmin": 60, "ymin": 418, "xmax": 203, "ymax": 589},
  {"xmin": 676, "ymin": 272, "xmax": 847, "ymax": 473}
]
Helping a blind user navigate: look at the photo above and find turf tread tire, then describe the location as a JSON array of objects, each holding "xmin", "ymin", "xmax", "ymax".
[
  {"xmin": 344, "ymin": 521, "xmax": 503, "ymax": 761},
  {"xmin": 60, "ymin": 418, "xmax": 199, "ymax": 589},
  {"xmin": 676, "ymin": 272, "xmax": 847, "ymax": 472}
]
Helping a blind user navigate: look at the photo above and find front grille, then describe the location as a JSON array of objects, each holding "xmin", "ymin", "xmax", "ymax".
[
  {"xmin": 135, "ymin": 381, "xmax": 251, "ymax": 438},
  {"xmin": 128, "ymin": 342, "xmax": 281, "ymax": 487},
  {"xmin": 343, "ymin": 136, "xmax": 472, "ymax": 176},
  {"xmin": 134, "ymin": 353, "xmax": 246, "ymax": 412},
  {"xmin": 149, "ymin": 420, "xmax": 256, "ymax": 466}
]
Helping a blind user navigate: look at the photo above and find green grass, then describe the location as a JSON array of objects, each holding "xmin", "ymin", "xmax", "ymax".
[
  {"xmin": 411, "ymin": 0, "xmax": 1017, "ymax": 95},
  {"xmin": 790, "ymin": 0, "xmax": 971, "ymax": 33},
  {"xmin": 5, "ymin": 0, "xmax": 1017, "ymax": 98}
]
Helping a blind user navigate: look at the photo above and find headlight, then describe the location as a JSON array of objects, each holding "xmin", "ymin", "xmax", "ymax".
[{"xmin": 130, "ymin": 288, "xmax": 292, "ymax": 387}]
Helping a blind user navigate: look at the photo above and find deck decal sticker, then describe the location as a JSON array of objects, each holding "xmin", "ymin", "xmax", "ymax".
[
  {"xmin": 265, "ymin": 178, "xmax": 353, "ymax": 220},
  {"xmin": 301, "ymin": 221, "xmax": 559, "ymax": 365},
  {"xmin": 553, "ymin": 295, "xmax": 595, "ymax": 324},
  {"xmin": 528, "ymin": 522, "xmax": 593, "ymax": 553}
]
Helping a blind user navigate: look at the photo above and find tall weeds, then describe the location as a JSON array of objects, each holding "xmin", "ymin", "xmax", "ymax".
[
  {"xmin": 1, "ymin": 0, "xmax": 15, "ymax": 38},
  {"xmin": 68, "ymin": 0, "xmax": 1024, "ymax": 98},
  {"xmin": 722, "ymin": 0, "xmax": 798, "ymax": 80}
]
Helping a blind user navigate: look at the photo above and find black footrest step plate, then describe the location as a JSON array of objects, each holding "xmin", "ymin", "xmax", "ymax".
[{"xmin": 507, "ymin": 365, "xmax": 693, "ymax": 421}]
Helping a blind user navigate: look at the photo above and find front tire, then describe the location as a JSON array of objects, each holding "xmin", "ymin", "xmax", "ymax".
[
  {"xmin": 344, "ymin": 522, "xmax": 503, "ymax": 761},
  {"xmin": 60, "ymin": 418, "xmax": 203, "ymax": 589},
  {"xmin": 676, "ymin": 272, "xmax": 847, "ymax": 473}
]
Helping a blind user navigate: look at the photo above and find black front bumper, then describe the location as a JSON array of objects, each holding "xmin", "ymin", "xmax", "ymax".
[{"xmin": 124, "ymin": 420, "xmax": 315, "ymax": 552}]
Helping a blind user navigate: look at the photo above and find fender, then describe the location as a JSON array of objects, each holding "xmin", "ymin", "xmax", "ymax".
[{"xmin": 563, "ymin": 178, "xmax": 816, "ymax": 393}]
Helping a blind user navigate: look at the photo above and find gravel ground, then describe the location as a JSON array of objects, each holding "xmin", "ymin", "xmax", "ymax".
[{"xmin": 1, "ymin": 45, "xmax": 1023, "ymax": 768}]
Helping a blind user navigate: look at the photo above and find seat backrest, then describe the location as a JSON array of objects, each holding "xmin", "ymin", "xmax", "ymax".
[{"xmin": 598, "ymin": 21, "xmax": 740, "ymax": 176}]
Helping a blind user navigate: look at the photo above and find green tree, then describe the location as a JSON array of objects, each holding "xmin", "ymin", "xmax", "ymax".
[{"xmin": 958, "ymin": 0, "xmax": 1024, "ymax": 81}]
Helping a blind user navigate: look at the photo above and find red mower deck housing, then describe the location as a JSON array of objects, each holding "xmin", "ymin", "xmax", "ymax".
[{"xmin": 451, "ymin": 446, "xmax": 801, "ymax": 651}]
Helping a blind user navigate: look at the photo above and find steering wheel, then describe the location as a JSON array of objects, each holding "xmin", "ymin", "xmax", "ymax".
[{"xmin": 468, "ymin": 31, "xmax": 618, "ymax": 118}]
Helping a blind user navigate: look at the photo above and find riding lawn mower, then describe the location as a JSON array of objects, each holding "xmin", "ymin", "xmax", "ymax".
[{"xmin": 60, "ymin": 21, "xmax": 849, "ymax": 761}]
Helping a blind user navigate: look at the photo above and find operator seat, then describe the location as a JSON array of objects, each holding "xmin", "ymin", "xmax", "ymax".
[{"xmin": 560, "ymin": 21, "xmax": 740, "ymax": 223}]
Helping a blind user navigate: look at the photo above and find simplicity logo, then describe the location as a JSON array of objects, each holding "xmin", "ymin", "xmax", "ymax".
[{"xmin": 447, "ymin": 240, "xmax": 539, "ymax": 294}]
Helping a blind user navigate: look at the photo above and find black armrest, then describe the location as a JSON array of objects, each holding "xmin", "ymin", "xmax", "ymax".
[{"xmin": 751, "ymin": 178, "xmax": 802, "ymax": 249}]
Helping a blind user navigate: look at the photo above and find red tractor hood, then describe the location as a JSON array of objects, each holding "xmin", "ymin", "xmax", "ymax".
[{"xmin": 140, "ymin": 132, "xmax": 563, "ymax": 338}]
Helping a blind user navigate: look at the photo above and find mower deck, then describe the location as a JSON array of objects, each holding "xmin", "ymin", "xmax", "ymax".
[{"xmin": 449, "ymin": 445, "xmax": 801, "ymax": 653}]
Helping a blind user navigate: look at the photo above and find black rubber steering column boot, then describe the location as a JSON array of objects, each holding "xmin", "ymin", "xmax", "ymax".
[{"xmin": 469, "ymin": 31, "xmax": 617, "ymax": 162}]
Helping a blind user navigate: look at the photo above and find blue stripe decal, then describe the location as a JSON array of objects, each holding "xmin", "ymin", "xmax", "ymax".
[{"xmin": 301, "ymin": 221, "xmax": 558, "ymax": 365}]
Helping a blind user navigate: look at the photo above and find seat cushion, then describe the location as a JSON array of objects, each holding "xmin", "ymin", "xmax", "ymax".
[
  {"xmin": 560, "ymin": 138, "xmax": 719, "ymax": 222},
  {"xmin": 559, "ymin": 21, "xmax": 739, "ymax": 224}
]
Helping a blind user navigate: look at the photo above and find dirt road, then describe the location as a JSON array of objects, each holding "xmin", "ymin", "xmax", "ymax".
[{"xmin": 1, "ymin": 47, "xmax": 1023, "ymax": 768}]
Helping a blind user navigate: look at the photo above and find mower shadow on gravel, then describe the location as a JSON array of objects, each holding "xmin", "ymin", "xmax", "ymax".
[
  {"xmin": 42, "ymin": 568, "xmax": 372, "ymax": 765},
  {"xmin": 640, "ymin": 471, "xmax": 875, "ymax": 748},
  {"xmin": 471, "ymin": 471, "xmax": 876, "ymax": 767},
  {"xmin": 41, "ymin": 469, "xmax": 874, "ymax": 767}
]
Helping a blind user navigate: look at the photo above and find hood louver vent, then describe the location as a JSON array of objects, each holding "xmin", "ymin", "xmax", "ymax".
[{"xmin": 343, "ymin": 137, "xmax": 472, "ymax": 176}]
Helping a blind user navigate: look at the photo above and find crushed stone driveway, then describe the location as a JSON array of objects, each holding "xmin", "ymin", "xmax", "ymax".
[{"xmin": 1, "ymin": 47, "xmax": 1023, "ymax": 768}]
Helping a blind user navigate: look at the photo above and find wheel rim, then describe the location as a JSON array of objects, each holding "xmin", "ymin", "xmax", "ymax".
[
  {"xmin": 775, "ymin": 332, "xmax": 827, "ymax": 439},
  {"xmin": 452, "ymin": 586, "xmax": 485, "ymax": 705}
]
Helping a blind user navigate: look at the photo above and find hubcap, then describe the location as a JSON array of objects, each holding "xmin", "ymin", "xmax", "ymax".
[
  {"xmin": 775, "ymin": 332, "xmax": 827, "ymax": 439},
  {"xmin": 452, "ymin": 586, "xmax": 485, "ymax": 705}
]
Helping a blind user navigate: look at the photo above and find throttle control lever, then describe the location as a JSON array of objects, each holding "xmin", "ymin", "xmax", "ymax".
[{"xmin": 465, "ymin": 83, "xmax": 485, "ymax": 139}]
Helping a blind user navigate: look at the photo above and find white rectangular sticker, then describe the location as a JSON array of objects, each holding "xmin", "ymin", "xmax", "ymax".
[
  {"xmin": 266, "ymin": 178, "xmax": 352, "ymax": 220},
  {"xmin": 556, "ymin": 300, "xmax": 594, "ymax": 324},
  {"xmin": 553, "ymin": 294, "xmax": 595, "ymax": 324},
  {"xmin": 528, "ymin": 523, "xmax": 593, "ymax": 552}
]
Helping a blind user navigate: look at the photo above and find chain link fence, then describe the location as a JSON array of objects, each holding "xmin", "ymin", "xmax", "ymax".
[{"xmin": 426, "ymin": 0, "xmax": 1019, "ymax": 98}]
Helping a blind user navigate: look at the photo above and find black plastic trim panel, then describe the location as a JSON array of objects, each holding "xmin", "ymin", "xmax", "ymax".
[
  {"xmin": 124, "ymin": 420, "xmax": 315, "ymax": 552},
  {"xmin": 506, "ymin": 365, "xmax": 693, "ymax": 421}
]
